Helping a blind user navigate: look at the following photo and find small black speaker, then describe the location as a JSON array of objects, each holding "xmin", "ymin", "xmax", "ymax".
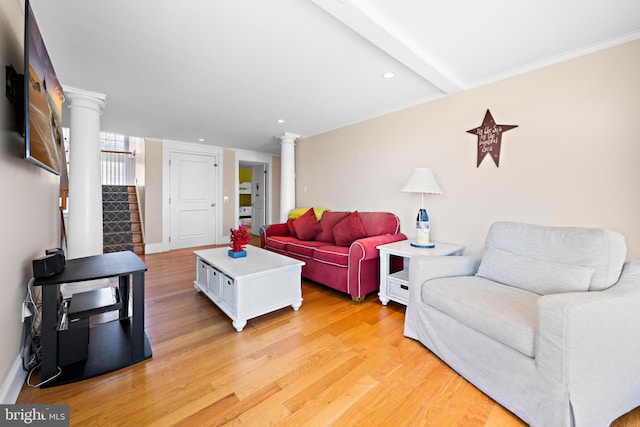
[
  {"xmin": 45, "ymin": 248, "xmax": 65, "ymax": 266},
  {"xmin": 32, "ymin": 253, "xmax": 65, "ymax": 278}
]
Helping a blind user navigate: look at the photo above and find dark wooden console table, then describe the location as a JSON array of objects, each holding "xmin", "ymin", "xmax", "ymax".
[{"xmin": 33, "ymin": 251, "xmax": 152, "ymax": 387}]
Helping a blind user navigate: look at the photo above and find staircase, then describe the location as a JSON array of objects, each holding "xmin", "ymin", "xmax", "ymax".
[{"xmin": 102, "ymin": 185, "xmax": 144, "ymax": 255}]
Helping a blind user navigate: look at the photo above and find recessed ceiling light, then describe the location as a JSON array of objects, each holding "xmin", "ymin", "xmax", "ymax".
[
  {"xmin": 276, "ymin": 119, "xmax": 285, "ymax": 124},
  {"xmin": 383, "ymin": 72, "xmax": 395, "ymax": 79},
  {"xmin": 198, "ymin": 138, "xmax": 205, "ymax": 142}
]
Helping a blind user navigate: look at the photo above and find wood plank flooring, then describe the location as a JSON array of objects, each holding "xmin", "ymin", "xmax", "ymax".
[{"xmin": 17, "ymin": 243, "xmax": 640, "ymax": 426}]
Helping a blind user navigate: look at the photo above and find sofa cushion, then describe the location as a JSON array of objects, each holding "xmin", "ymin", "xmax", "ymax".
[
  {"xmin": 315, "ymin": 211, "xmax": 350, "ymax": 243},
  {"xmin": 477, "ymin": 247, "xmax": 595, "ymax": 295},
  {"xmin": 264, "ymin": 235, "xmax": 297, "ymax": 252},
  {"xmin": 293, "ymin": 208, "xmax": 323, "ymax": 240},
  {"xmin": 422, "ymin": 276, "xmax": 538, "ymax": 357},
  {"xmin": 484, "ymin": 221, "xmax": 626, "ymax": 291},
  {"xmin": 313, "ymin": 245, "xmax": 349, "ymax": 267},
  {"xmin": 333, "ymin": 211, "xmax": 367, "ymax": 247},
  {"xmin": 286, "ymin": 240, "xmax": 326, "ymax": 258}
]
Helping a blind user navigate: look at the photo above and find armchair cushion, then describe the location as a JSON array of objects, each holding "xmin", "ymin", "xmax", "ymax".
[
  {"xmin": 423, "ymin": 276, "xmax": 538, "ymax": 357},
  {"xmin": 477, "ymin": 247, "xmax": 595, "ymax": 295},
  {"xmin": 333, "ymin": 211, "xmax": 367, "ymax": 247},
  {"xmin": 293, "ymin": 208, "xmax": 322, "ymax": 240},
  {"xmin": 485, "ymin": 222, "xmax": 626, "ymax": 291}
]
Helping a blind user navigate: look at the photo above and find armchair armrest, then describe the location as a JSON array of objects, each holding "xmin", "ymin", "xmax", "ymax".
[
  {"xmin": 407, "ymin": 254, "xmax": 482, "ymax": 304},
  {"xmin": 536, "ymin": 260, "xmax": 640, "ymax": 426}
]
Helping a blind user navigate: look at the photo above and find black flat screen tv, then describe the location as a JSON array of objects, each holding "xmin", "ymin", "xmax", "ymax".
[{"xmin": 24, "ymin": 0, "xmax": 65, "ymax": 175}]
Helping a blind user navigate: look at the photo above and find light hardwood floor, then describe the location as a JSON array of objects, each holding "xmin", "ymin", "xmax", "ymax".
[{"xmin": 17, "ymin": 243, "xmax": 640, "ymax": 426}]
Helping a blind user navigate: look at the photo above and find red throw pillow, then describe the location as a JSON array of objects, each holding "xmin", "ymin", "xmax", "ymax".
[
  {"xmin": 286, "ymin": 219, "xmax": 298, "ymax": 238},
  {"xmin": 315, "ymin": 211, "xmax": 349, "ymax": 243},
  {"xmin": 333, "ymin": 211, "xmax": 367, "ymax": 246},
  {"xmin": 293, "ymin": 208, "xmax": 322, "ymax": 240}
]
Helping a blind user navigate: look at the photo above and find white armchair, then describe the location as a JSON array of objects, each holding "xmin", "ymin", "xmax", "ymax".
[{"xmin": 404, "ymin": 221, "xmax": 640, "ymax": 427}]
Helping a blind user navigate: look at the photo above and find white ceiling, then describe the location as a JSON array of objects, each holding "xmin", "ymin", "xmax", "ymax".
[{"xmin": 27, "ymin": 0, "xmax": 640, "ymax": 154}]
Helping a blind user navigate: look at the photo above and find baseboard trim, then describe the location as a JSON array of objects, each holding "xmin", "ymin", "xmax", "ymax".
[
  {"xmin": 0, "ymin": 355, "xmax": 26, "ymax": 404},
  {"xmin": 145, "ymin": 242, "xmax": 167, "ymax": 254}
]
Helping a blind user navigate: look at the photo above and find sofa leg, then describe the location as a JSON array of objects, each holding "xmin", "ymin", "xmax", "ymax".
[{"xmin": 351, "ymin": 294, "xmax": 366, "ymax": 304}]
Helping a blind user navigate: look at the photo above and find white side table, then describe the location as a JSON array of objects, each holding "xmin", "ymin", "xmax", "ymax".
[{"xmin": 377, "ymin": 240, "xmax": 464, "ymax": 306}]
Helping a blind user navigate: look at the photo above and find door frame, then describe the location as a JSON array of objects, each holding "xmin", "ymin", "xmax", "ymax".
[
  {"xmin": 236, "ymin": 149, "xmax": 273, "ymax": 233},
  {"xmin": 162, "ymin": 140, "xmax": 223, "ymax": 251}
]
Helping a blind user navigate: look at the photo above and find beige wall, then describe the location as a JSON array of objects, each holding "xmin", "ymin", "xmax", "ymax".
[
  {"xmin": 0, "ymin": 0, "xmax": 60, "ymax": 398},
  {"xmin": 297, "ymin": 40, "xmax": 640, "ymax": 258},
  {"xmin": 144, "ymin": 138, "xmax": 163, "ymax": 245}
]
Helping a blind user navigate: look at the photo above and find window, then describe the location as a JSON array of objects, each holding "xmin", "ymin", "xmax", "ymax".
[
  {"xmin": 100, "ymin": 132, "xmax": 129, "ymax": 152},
  {"xmin": 100, "ymin": 132, "xmax": 133, "ymax": 185}
]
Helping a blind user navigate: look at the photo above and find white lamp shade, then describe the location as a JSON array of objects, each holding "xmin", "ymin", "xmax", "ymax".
[{"xmin": 400, "ymin": 168, "xmax": 443, "ymax": 194}]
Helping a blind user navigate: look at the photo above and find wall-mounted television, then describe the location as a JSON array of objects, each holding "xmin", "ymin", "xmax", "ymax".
[{"xmin": 24, "ymin": 0, "xmax": 65, "ymax": 175}]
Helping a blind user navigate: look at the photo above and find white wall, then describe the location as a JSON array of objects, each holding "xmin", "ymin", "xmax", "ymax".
[
  {"xmin": 296, "ymin": 40, "xmax": 640, "ymax": 258},
  {"xmin": 0, "ymin": 0, "xmax": 60, "ymax": 401}
]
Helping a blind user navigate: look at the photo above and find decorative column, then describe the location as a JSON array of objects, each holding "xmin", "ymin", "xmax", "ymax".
[
  {"xmin": 278, "ymin": 132, "xmax": 300, "ymax": 223},
  {"xmin": 64, "ymin": 86, "xmax": 106, "ymax": 259}
]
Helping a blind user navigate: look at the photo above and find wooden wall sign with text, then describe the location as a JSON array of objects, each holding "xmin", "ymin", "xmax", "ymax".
[{"xmin": 466, "ymin": 109, "xmax": 518, "ymax": 167}]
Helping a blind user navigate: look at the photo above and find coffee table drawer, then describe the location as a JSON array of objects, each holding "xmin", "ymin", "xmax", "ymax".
[
  {"xmin": 195, "ymin": 258, "xmax": 209, "ymax": 289},
  {"xmin": 220, "ymin": 274, "xmax": 236, "ymax": 315},
  {"xmin": 208, "ymin": 267, "xmax": 223, "ymax": 302}
]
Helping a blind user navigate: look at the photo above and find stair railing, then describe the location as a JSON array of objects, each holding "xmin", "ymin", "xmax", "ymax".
[{"xmin": 101, "ymin": 150, "xmax": 135, "ymax": 185}]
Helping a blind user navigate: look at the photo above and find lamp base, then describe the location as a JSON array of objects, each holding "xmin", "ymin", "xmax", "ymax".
[{"xmin": 410, "ymin": 242, "xmax": 435, "ymax": 249}]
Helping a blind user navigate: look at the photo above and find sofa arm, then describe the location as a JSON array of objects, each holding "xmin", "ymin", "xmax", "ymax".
[
  {"xmin": 344, "ymin": 234, "xmax": 407, "ymax": 300},
  {"xmin": 536, "ymin": 260, "xmax": 640, "ymax": 425},
  {"xmin": 263, "ymin": 222, "xmax": 289, "ymax": 237},
  {"xmin": 406, "ymin": 254, "xmax": 482, "ymax": 306},
  {"xmin": 260, "ymin": 223, "xmax": 290, "ymax": 248},
  {"xmin": 350, "ymin": 233, "xmax": 408, "ymax": 262}
]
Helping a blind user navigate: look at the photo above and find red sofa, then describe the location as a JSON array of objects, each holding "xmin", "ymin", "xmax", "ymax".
[{"xmin": 261, "ymin": 210, "xmax": 406, "ymax": 302}]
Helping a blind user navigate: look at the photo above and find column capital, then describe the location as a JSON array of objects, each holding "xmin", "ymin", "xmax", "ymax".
[
  {"xmin": 63, "ymin": 86, "xmax": 107, "ymax": 113},
  {"xmin": 277, "ymin": 132, "xmax": 300, "ymax": 145}
]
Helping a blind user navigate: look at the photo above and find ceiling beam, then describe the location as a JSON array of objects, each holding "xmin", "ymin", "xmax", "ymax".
[{"xmin": 311, "ymin": 0, "xmax": 462, "ymax": 95}]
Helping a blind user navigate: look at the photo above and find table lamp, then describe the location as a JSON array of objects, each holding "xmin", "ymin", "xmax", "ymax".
[{"xmin": 400, "ymin": 167, "xmax": 442, "ymax": 248}]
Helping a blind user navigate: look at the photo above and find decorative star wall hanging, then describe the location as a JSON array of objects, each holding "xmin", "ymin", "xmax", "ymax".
[{"xmin": 466, "ymin": 109, "xmax": 518, "ymax": 167}]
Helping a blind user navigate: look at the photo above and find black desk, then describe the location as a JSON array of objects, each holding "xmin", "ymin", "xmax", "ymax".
[{"xmin": 33, "ymin": 251, "xmax": 152, "ymax": 387}]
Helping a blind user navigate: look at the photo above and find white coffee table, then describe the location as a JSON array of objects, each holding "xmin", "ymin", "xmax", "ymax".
[
  {"xmin": 194, "ymin": 245, "xmax": 305, "ymax": 331},
  {"xmin": 377, "ymin": 240, "xmax": 464, "ymax": 306}
]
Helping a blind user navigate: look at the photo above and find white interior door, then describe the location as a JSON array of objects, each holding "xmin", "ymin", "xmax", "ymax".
[
  {"xmin": 251, "ymin": 164, "xmax": 266, "ymax": 235},
  {"xmin": 169, "ymin": 151, "xmax": 217, "ymax": 249}
]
